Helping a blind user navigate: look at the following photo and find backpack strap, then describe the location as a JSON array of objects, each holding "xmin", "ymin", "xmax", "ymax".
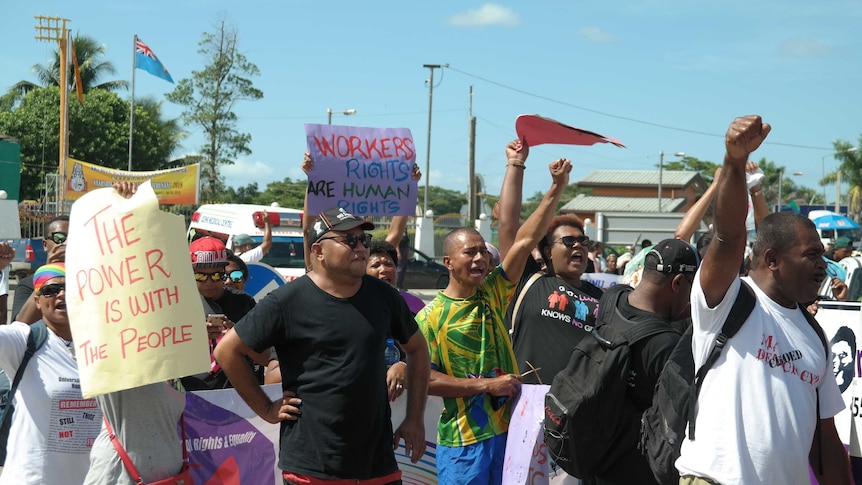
[
  {"xmin": 688, "ymin": 280, "xmax": 756, "ymax": 440},
  {"xmin": 509, "ymin": 271, "xmax": 544, "ymax": 335},
  {"xmin": 105, "ymin": 412, "xmax": 188, "ymax": 485},
  {"xmin": 0, "ymin": 321, "xmax": 49, "ymax": 429},
  {"xmin": 592, "ymin": 284, "xmax": 683, "ymax": 350},
  {"xmin": 799, "ymin": 305, "xmax": 829, "ymax": 476}
]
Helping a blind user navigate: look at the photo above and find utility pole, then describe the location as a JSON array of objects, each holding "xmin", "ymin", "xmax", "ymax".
[
  {"xmin": 422, "ymin": 64, "xmax": 443, "ymax": 215},
  {"xmin": 658, "ymin": 151, "xmax": 664, "ymax": 213},
  {"xmin": 467, "ymin": 86, "xmax": 477, "ymax": 221}
]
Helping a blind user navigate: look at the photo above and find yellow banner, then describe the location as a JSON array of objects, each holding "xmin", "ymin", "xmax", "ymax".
[
  {"xmin": 65, "ymin": 157, "xmax": 200, "ymax": 205},
  {"xmin": 66, "ymin": 181, "xmax": 211, "ymax": 397}
]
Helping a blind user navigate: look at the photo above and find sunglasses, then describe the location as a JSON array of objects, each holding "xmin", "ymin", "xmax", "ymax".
[
  {"xmin": 194, "ymin": 271, "xmax": 226, "ymax": 282},
  {"xmin": 554, "ymin": 235, "xmax": 590, "ymax": 248},
  {"xmin": 226, "ymin": 270, "xmax": 244, "ymax": 283},
  {"xmin": 317, "ymin": 232, "xmax": 372, "ymax": 249},
  {"xmin": 49, "ymin": 232, "xmax": 68, "ymax": 245},
  {"xmin": 39, "ymin": 283, "xmax": 65, "ymax": 297}
]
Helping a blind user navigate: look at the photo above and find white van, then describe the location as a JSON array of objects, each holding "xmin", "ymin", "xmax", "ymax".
[{"xmin": 188, "ymin": 203, "xmax": 306, "ymax": 281}]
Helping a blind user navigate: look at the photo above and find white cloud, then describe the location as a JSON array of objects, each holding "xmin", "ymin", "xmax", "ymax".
[
  {"xmin": 220, "ymin": 158, "xmax": 278, "ymax": 189},
  {"xmin": 448, "ymin": 4, "xmax": 520, "ymax": 27},
  {"xmin": 779, "ymin": 38, "xmax": 835, "ymax": 58},
  {"xmin": 578, "ymin": 27, "xmax": 617, "ymax": 43}
]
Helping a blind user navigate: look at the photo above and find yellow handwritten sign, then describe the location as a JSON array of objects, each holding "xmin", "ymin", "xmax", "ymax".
[
  {"xmin": 66, "ymin": 181, "xmax": 210, "ymax": 397},
  {"xmin": 65, "ymin": 158, "xmax": 200, "ymax": 205}
]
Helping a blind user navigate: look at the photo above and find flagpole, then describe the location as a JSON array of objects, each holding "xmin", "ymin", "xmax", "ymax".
[{"xmin": 128, "ymin": 34, "xmax": 136, "ymax": 172}]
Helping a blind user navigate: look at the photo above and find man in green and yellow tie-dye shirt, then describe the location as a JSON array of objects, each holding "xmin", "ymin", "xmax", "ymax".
[{"xmin": 418, "ymin": 157, "xmax": 571, "ymax": 484}]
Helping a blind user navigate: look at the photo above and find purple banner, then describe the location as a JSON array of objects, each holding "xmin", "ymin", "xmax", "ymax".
[
  {"xmin": 304, "ymin": 124, "xmax": 418, "ymax": 216},
  {"xmin": 185, "ymin": 391, "xmax": 279, "ymax": 484}
]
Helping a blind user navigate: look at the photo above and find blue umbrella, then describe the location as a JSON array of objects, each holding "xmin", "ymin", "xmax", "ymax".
[{"xmin": 812, "ymin": 213, "xmax": 860, "ymax": 231}]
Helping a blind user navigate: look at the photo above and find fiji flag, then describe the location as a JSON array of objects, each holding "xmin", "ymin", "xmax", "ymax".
[{"xmin": 135, "ymin": 36, "xmax": 174, "ymax": 83}]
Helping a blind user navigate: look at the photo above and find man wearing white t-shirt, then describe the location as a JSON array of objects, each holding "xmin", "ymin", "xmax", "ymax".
[
  {"xmin": 233, "ymin": 212, "xmax": 273, "ymax": 264},
  {"xmin": 0, "ymin": 263, "xmax": 101, "ymax": 484},
  {"xmin": 676, "ymin": 115, "xmax": 850, "ymax": 485}
]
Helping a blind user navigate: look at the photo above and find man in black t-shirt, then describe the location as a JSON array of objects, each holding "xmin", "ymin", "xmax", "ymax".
[
  {"xmin": 214, "ymin": 207, "xmax": 430, "ymax": 484},
  {"xmin": 510, "ymin": 214, "xmax": 603, "ymax": 385},
  {"xmin": 592, "ymin": 238, "xmax": 698, "ymax": 485}
]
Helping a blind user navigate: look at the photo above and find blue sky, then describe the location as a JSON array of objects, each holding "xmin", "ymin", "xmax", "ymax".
[{"xmin": 2, "ymin": 1, "xmax": 861, "ymax": 209}]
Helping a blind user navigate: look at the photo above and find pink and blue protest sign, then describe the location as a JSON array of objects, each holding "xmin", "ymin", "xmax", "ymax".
[{"xmin": 304, "ymin": 124, "xmax": 418, "ymax": 216}]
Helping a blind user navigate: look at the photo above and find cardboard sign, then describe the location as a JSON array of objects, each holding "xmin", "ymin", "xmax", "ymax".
[
  {"xmin": 515, "ymin": 115, "xmax": 625, "ymax": 148},
  {"xmin": 304, "ymin": 124, "xmax": 418, "ymax": 216},
  {"xmin": 66, "ymin": 181, "xmax": 210, "ymax": 397}
]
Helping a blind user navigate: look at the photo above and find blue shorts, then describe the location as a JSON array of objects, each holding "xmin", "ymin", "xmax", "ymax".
[{"xmin": 435, "ymin": 433, "xmax": 507, "ymax": 485}]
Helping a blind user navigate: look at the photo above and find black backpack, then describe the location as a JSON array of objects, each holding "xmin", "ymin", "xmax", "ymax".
[
  {"xmin": 639, "ymin": 281, "xmax": 829, "ymax": 485},
  {"xmin": 0, "ymin": 321, "xmax": 49, "ymax": 465},
  {"xmin": 543, "ymin": 284, "xmax": 682, "ymax": 479}
]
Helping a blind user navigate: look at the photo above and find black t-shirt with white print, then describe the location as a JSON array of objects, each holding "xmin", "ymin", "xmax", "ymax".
[{"xmin": 509, "ymin": 257, "xmax": 603, "ymax": 385}]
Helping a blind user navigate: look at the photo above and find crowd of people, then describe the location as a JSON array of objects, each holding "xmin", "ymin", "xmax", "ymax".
[{"xmin": 0, "ymin": 114, "xmax": 854, "ymax": 485}]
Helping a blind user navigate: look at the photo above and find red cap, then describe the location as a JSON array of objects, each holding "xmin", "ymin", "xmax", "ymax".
[{"xmin": 190, "ymin": 237, "xmax": 228, "ymax": 267}]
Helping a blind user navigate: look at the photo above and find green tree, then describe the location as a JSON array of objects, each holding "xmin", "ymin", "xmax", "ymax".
[
  {"xmin": 253, "ymin": 178, "xmax": 307, "ymax": 208},
  {"xmin": 417, "ymin": 186, "xmax": 467, "ymax": 216},
  {"xmin": 166, "ymin": 18, "xmax": 263, "ymax": 202},
  {"xmin": 0, "ymin": 87, "xmax": 183, "ymax": 199},
  {"xmin": 1, "ymin": 34, "xmax": 128, "ymax": 111},
  {"xmin": 662, "ymin": 156, "xmax": 720, "ymax": 184},
  {"xmin": 750, "ymin": 157, "xmax": 823, "ymax": 209},
  {"xmin": 521, "ymin": 184, "xmax": 589, "ymax": 221},
  {"xmin": 822, "ymin": 139, "xmax": 862, "ymax": 219}
]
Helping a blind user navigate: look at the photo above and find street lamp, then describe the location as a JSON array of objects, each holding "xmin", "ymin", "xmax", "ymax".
[
  {"xmin": 658, "ymin": 151, "xmax": 685, "ymax": 212},
  {"xmin": 327, "ymin": 108, "xmax": 356, "ymax": 125},
  {"xmin": 821, "ymin": 147, "xmax": 859, "ymax": 211},
  {"xmin": 777, "ymin": 170, "xmax": 804, "ymax": 211}
]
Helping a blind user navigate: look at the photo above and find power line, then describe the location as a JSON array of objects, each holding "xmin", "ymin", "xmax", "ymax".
[
  {"xmin": 447, "ymin": 66, "xmax": 832, "ymax": 151},
  {"xmin": 240, "ymin": 108, "xmax": 465, "ymax": 121}
]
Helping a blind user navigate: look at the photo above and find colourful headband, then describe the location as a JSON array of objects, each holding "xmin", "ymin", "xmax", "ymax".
[{"xmin": 34, "ymin": 263, "xmax": 66, "ymax": 294}]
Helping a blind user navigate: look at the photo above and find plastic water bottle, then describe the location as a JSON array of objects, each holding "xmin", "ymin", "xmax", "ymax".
[{"xmin": 384, "ymin": 339, "xmax": 400, "ymax": 367}]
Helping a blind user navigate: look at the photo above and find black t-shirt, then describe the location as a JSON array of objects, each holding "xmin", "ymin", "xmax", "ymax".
[
  {"xmin": 614, "ymin": 294, "xmax": 688, "ymax": 411},
  {"xmin": 214, "ymin": 287, "xmax": 256, "ymax": 325},
  {"xmin": 510, "ymin": 258, "xmax": 604, "ymax": 384},
  {"xmin": 10, "ymin": 275, "xmax": 34, "ymax": 322},
  {"xmin": 183, "ymin": 289, "xmax": 260, "ymax": 390},
  {"xmin": 235, "ymin": 274, "xmax": 419, "ymax": 479}
]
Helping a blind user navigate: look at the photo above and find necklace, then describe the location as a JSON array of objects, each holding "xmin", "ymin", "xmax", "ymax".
[{"xmin": 60, "ymin": 336, "xmax": 76, "ymax": 361}]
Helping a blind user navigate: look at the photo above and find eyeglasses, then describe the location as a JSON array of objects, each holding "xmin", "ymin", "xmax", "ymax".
[
  {"xmin": 39, "ymin": 283, "xmax": 65, "ymax": 297},
  {"xmin": 317, "ymin": 233, "xmax": 372, "ymax": 249},
  {"xmin": 194, "ymin": 271, "xmax": 226, "ymax": 282},
  {"xmin": 49, "ymin": 232, "xmax": 68, "ymax": 245},
  {"xmin": 226, "ymin": 270, "xmax": 244, "ymax": 283},
  {"xmin": 553, "ymin": 235, "xmax": 590, "ymax": 248}
]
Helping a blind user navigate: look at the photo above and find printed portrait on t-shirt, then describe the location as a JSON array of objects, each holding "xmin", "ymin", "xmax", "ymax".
[{"xmin": 830, "ymin": 326, "xmax": 856, "ymax": 394}]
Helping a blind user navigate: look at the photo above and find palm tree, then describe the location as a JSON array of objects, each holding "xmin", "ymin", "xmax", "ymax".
[
  {"xmin": 830, "ymin": 139, "xmax": 862, "ymax": 220},
  {"xmin": 1, "ymin": 34, "xmax": 128, "ymax": 111}
]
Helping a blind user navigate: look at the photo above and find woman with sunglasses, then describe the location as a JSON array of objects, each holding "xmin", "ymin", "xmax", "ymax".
[
  {"xmin": 0, "ymin": 263, "xmax": 103, "ymax": 484},
  {"xmin": 224, "ymin": 250, "xmax": 250, "ymax": 292}
]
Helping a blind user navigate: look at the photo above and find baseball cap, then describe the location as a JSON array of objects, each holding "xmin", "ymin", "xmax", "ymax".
[
  {"xmin": 311, "ymin": 207, "xmax": 374, "ymax": 244},
  {"xmin": 190, "ymin": 237, "xmax": 229, "ymax": 267},
  {"xmin": 835, "ymin": 236, "xmax": 854, "ymax": 249},
  {"xmin": 643, "ymin": 238, "xmax": 699, "ymax": 275},
  {"xmin": 233, "ymin": 234, "xmax": 254, "ymax": 247}
]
